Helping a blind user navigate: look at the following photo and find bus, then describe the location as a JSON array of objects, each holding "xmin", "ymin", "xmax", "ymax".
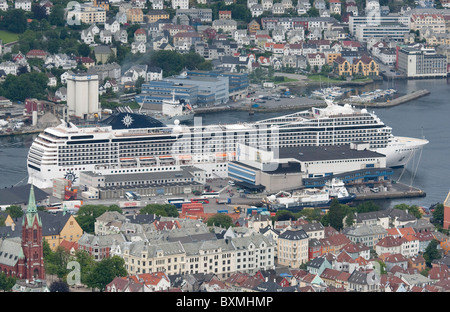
[
  {"xmin": 200, "ymin": 192, "xmax": 220, "ymax": 199},
  {"xmin": 191, "ymin": 198, "xmax": 210, "ymax": 204},
  {"xmin": 125, "ymin": 191, "xmax": 141, "ymax": 201},
  {"xmin": 166, "ymin": 198, "xmax": 191, "ymax": 208}
]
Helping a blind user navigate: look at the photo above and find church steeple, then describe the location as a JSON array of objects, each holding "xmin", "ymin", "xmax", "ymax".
[
  {"xmin": 22, "ymin": 185, "xmax": 41, "ymax": 227},
  {"xmin": 27, "ymin": 185, "xmax": 37, "ymax": 214}
]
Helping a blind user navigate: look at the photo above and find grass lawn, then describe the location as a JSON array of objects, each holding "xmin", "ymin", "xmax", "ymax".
[{"xmin": 0, "ymin": 30, "xmax": 20, "ymax": 44}]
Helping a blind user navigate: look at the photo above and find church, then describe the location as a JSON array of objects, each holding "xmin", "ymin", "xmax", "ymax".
[{"xmin": 0, "ymin": 186, "xmax": 46, "ymax": 281}]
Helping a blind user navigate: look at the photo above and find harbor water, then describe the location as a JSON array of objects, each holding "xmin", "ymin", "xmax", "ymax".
[{"xmin": 1, "ymin": 78, "xmax": 449, "ymax": 209}]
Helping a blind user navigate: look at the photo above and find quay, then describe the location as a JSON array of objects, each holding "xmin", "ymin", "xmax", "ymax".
[
  {"xmin": 350, "ymin": 182, "xmax": 426, "ymax": 202},
  {"xmin": 348, "ymin": 89, "xmax": 430, "ymax": 108},
  {"xmin": 194, "ymin": 96, "xmax": 326, "ymax": 114}
]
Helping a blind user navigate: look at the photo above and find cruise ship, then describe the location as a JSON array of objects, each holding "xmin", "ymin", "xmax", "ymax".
[{"xmin": 27, "ymin": 100, "xmax": 429, "ymax": 189}]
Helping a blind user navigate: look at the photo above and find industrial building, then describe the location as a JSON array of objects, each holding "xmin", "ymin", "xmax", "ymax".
[
  {"xmin": 228, "ymin": 143, "xmax": 390, "ymax": 192},
  {"xmin": 79, "ymin": 166, "xmax": 206, "ymax": 199},
  {"xmin": 397, "ymin": 46, "xmax": 448, "ymax": 78},
  {"xmin": 66, "ymin": 73, "xmax": 100, "ymax": 118}
]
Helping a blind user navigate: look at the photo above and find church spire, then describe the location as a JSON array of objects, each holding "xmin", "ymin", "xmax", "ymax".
[{"xmin": 27, "ymin": 185, "xmax": 37, "ymax": 214}]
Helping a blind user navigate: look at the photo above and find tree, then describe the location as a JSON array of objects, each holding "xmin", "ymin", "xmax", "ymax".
[
  {"xmin": 307, "ymin": 7, "xmax": 320, "ymax": 17},
  {"xmin": 323, "ymin": 199, "xmax": 347, "ymax": 231},
  {"xmin": 0, "ymin": 10, "xmax": 28, "ymax": 33},
  {"xmin": 77, "ymin": 43, "xmax": 91, "ymax": 57},
  {"xmin": 32, "ymin": 3, "xmax": 48, "ymax": 20},
  {"xmin": 356, "ymin": 201, "xmax": 380, "ymax": 213},
  {"xmin": 423, "ymin": 239, "xmax": 441, "ymax": 267},
  {"xmin": 393, "ymin": 203, "xmax": 423, "ymax": 219},
  {"xmin": 5, "ymin": 205, "xmax": 23, "ymax": 218},
  {"xmin": 275, "ymin": 210, "xmax": 296, "ymax": 221},
  {"xmin": 206, "ymin": 213, "xmax": 234, "ymax": 228},
  {"xmin": 75, "ymin": 204, "xmax": 122, "ymax": 234},
  {"xmin": 139, "ymin": 204, "xmax": 178, "ymax": 217},
  {"xmin": 49, "ymin": 5, "xmax": 66, "ymax": 27},
  {"xmin": 431, "ymin": 203, "xmax": 444, "ymax": 226},
  {"xmin": 150, "ymin": 50, "xmax": 185, "ymax": 77},
  {"xmin": 0, "ymin": 272, "xmax": 17, "ymax": 292},
  {"xmin": 84, "ymin": 256, "xmax": 127, "ymax": 292},
  {"xmin": 44, "ymin": 246, "xmax": 71, "ymax": 280},
  {"xmin": 0, "ymin": 72, "xmax": 49, "ymax": 101},
  {"xmin": 49, "ymin": 280, "xmax": 70, "ymax": 292}
]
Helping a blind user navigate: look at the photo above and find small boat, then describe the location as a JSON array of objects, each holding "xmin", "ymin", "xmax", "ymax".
[{"xmin": 261, "ymin": 178, "xmax": 356, "ymax": 212}]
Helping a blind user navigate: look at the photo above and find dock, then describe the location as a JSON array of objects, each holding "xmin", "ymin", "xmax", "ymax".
[
  {"xmin": 350, "ymin": 182, "xmax": 426, "ymax": 201},
  {"xmin": 348, "ymin": 89, "xmax": 430, "ymax": 108}
]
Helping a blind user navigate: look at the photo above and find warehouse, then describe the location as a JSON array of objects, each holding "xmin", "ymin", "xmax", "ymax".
[
  {"xmin": 228, "ymin": 143, "xmax": 389, "ymax": 192},
  {"xmin": 79, "ymin": 166, "xmax": 206, "ymax": 199}
]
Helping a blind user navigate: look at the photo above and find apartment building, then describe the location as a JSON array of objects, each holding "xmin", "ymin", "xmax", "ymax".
[
  {"xmin": 410, "ymin": 14, "xmax": 446, "ymax": 34},
  {"xmin": 66, "ymin": 4, "xmax": 106, "ymax": 24},
  {"xmin": 117, "ymin": 233, "xmax": 274, "ymax": 278},
  {"xmin": 277, "ymin": 229, "xmax": 309, "ymax": 268}
]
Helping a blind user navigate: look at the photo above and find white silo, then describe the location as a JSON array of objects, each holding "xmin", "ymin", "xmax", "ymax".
[
  {"xmin": 67, "ymin": 77, "xmax": 76, "ymax": 116},
  {"xmin": 67, "ymin": 73, "xmax": 99, "ymax": 118},
  {"xmin": 76, "ymin": 78, "xmax": 89, "ymax": 118},
  {"xmin": 88, "ymin": 76, "xmax": 99, "ymax": 114}
]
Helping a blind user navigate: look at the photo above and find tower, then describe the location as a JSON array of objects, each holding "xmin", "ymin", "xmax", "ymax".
[
  {"xmin": 444, "ymin": 190, "xmax": 450, "ymax": 230},
  {"xmin": 19, "ymin": 185, "xmax": 46, "ymax": 281},
  {"xmin": 67, "ymin": 73, "xmax": 99, "ymax": 119}
]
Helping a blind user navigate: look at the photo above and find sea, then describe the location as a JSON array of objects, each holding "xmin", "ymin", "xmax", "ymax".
[{"xmin": 1, "ymin": 78, "xmax": 449, "ymax": 209}]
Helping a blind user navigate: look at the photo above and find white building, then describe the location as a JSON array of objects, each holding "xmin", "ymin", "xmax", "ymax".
[
  {"xmin": 15, "ymin": 0, "xmax": 31, "ymax": 11},
  {"xmin": 172, "ymin": 0, "xmax": 189, "ymax": 10}
]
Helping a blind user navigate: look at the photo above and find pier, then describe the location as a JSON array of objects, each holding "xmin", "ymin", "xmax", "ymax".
[
  {"xmin": 348, "ymin": 89, "xmax": 430, "ymax": 108},
  {"xmin": 350, "ymin": 182, "xmax": 426, "ymax": 201}
]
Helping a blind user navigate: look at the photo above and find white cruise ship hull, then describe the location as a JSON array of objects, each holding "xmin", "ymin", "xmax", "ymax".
[
  {"xmin": 376, "ymin": 136, "xmax": 429, "ymax": 168},
  {"xmin": 26, "ymin": 102, "xmax": 429, "ymax": 190}
]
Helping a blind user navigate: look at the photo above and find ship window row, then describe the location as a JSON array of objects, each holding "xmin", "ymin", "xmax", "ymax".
[
  {"xmin": 110, "ymin": 167, "xmax": 178, "ymax": 174},
  {"xmin": 59, "ymin": 168, "xmax": 86, "ymax": 171},
  {"xmin": 59, "ymin": 160, "xmax": 110, "ymax": 165}
]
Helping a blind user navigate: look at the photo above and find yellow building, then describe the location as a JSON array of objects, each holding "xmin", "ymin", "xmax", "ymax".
[
  {"xmin": 277, "ymin": 229, "xmax": 309, "ymax": 268},
  {"xmin": 352, "ymin": 55, "xmax": 379, "ymax": 76},
  {"xmin": 327, "ymin": 52, "xmax": 341, "ymax": 66},
  {"xmin": 248, "ymin": 19, "xmax": 261, "ymax": 33},
  {"xmin": 145, "ymin": 10, "xmax": 170, "ymax": 23},
  {"xmin": 333, "ymin": 56, "xmax": 353, "ymax": 76},
  {"xmin": 127, "ymin": 8, "xmax": 144, "ymax": 23},
  {"xmin": 93, "ymin": 0, "xmax": 109, "ymax": 11}
]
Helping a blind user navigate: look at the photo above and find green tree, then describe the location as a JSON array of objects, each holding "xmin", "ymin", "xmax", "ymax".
[
  {"xmin": 206, "ymin": 213, "xmax": 234, "ymax": 228},
  {"xmin": 5, "ymin": 205, "xmax": 23, "ymax": 219},
  {"xmin": 44, "ymin": 246, "xmax": 71, "ymax": 279},
  {"xmin": 275, "ymin": 210, "xmax": 296, "ymax": 221},
  {"xmin": 0, "ymin": 72, "xmax": 49, "ymax": 101},
  {"xmin": 423, "ymin": 239, "xmax": 441, "ymax": 267},
  {"xmin": 49, "ymin": 5, "xmax": 66, "ymax": 27},
  {"xmin": 49, "ymin": 280, "xmax": 70, "ymax": 292},
  {"xmin": 307, "ymin": 7, "xmax": 320, "ymax": 17},
  {"xmin": 32, "ymin": 3, "xmax": 48, "ymax": 20},
  {"xmin": 0, "ymin": 272, "xmax": 17, "ymax": 292},
  {"xmin": 431, "ymin": 203, "xmax": 444, "ymax": 226},
  {"xmin": 139, "ymin": 204, "xmax": 178, "ymax": 217},
  {"xmin": 84, "ymin": 256, "xmax": 127, "ymax": 292},
  {"xmin": 356, "ymin": 201, "xmax": 380, "ymax": 213},
  {"xmin": 0, "ymin": 10, "xmax": 28, "ymax": 33},
  {"xmin": 150, "ymin": 50, "xmax": 185, "ymax": 77},
  {"xmin": 323, "ymin": 199, "xmax": 347, "ymax": 231},
  {"xmin": 77, "ymin": 43, "xmax": 91, "ymax": 57},
  {"xmin": 393, "ymin": 203, "xmax": 423, "ymax": 219},
  {"xmin": 75, "ymin": 204, "xmax": 122, "ymax": 234}
]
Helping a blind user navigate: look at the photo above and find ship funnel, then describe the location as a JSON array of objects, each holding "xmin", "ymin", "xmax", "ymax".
[{"xmin": 325, "ymin": 99, "xmax": 334, "ymax": 106}]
